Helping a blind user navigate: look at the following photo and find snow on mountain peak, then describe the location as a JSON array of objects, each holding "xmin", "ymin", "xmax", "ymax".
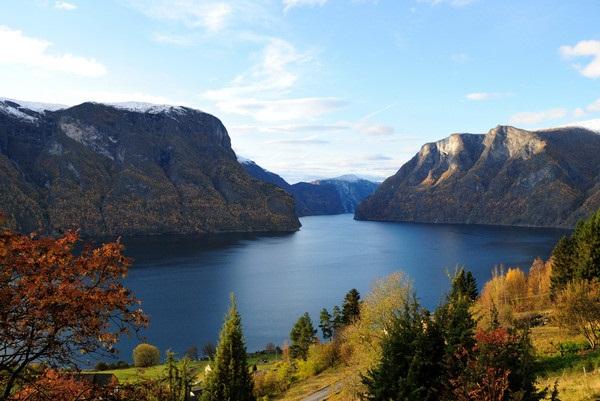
[{"xmin": 103, "ymin": 102, "xmax": 188, "ymax": 115}]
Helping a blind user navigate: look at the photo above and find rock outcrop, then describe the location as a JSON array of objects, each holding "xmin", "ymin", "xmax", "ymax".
[
  {"xmin": 0, "ymin": 99, "xmax": 300, "ymax": 236},
  {"xmin": 355, "ymin": 125, "xmax": 600, "ymax": 228}
]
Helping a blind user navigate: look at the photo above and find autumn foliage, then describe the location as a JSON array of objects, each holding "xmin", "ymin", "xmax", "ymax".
[{"xmin": 0, "ymin": 228, "xmax": 147, "ymax": 400}]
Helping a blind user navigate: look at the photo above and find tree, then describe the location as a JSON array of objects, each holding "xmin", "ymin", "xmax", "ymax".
[
  {"xmin": 362, "ymin": 298, "xmax": 446, "ymax": 401},
  {"xmin": 289, "ymin": 313, "xmax": 317, "ymax": 360},
  {"xmin": 555, "ymin": 279, "xmax": 600, "ymax": 349},
  {"xmin": 342, "ymin": 289, "xmax": 361, "ymax": 324},
  {"xmin": 332, "ymin": 305, "xmax": 343, "ymax": 333},
  {"xmin": 319, "ymin": 308, "xmax": 333, "ymax": 340},
  {"xmin": 184, "ymin": 345, "xmax": 198, "ymax": 361},
  {"xmin": 449, "ymin": 268, "xmax": 478, "ymax": 301},
  {"xmin": 133, "ymin": 343, "xmax": 161, "ymax": 368},
  {"xmin": 202, "ymin": 343, "xmax": 216, "ymax": 360},
  {"xmin": 202, "ymin": 295, "xmax": 255, "ymax": 401},
  {"xmin": 0, "ymin": 229, "xmax": 147, "ymax": 400},
  {"xmin": 436, "ymin": 282, "xmax": 478, "ymax": 395},
  {"xmin": 550, "ymin": 209, "xmax": 600, "ymax": 291},
  {"xmin": 164, "ymin": 351, "xmax": 194, "ymax": 401}
]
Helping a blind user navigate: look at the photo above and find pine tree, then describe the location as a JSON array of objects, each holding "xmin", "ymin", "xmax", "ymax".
[
  {"xmin": 164, "ymin": 351, "xmax": 193, "ymax": 401},
  {"xmin": 342, "ymin": 288, "xmax": 361, "ymax": 324},
  {"xmin": 449, "ymin": 268, "xmax": 478, "ymax": 301},
  {"xmin": 289, "ymin": 312, "xmax": 317, "ymax": 360},
  {"xmin": 363, "ymin": 297, "xmax": 445, "ymax": 401},
  {"xmin": 332, "ymin": 305, "xmax": 343, "ymax": 334},
  {"xmin": 436, "ymin": 276, "xmax": 478, "ymax": 397},
  {"xmin": 550, "ymin": 236, "xmax": 575, "ymax": 293},
  {"xmin": 202, "ymin": 295, "xmax": 255, "ymax": 401},
  {"xmin": 319, "ymin": 308, "xmax": 333, "ymax": 340}
]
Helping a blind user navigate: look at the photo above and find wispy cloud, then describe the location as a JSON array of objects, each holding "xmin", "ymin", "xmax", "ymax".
[
  {"xmin": 202, "ymin": 38, "xmax": 347, "ymax": 122},
  {"xmin": 572, "ymin": 97, "xmax": 600, "ymax": 118},
  {"xmin": 267, "ymin": 136, "xmax": 330, "ymax": 145},
  {"xmin": 465, "ymin": 92, "xmax": 511, "ymax": 101},
  {"xmin": 54, "ymin": 1, "xmax": 77, "ymax": 10},
  {"xmin": 560, "ymin": 40, "xmax": 600, "ymax": 79},
  {"xmin": 509, "ymin": 108, "xmax": 568, "ymax": 126},
  {"xmin": 283, "ymin": 0, "xmax": 328, "ymax": 12},
  {"xmin": 0, "ymin": 25, "xmax": 106, "ymax": 77},
  {"xmin": 126, "ymin": 0, "xmax": 233, "ymax": 32},
  {"xmin": 418, "ymin": 0, "xmax": 476, "ymax": 7}
]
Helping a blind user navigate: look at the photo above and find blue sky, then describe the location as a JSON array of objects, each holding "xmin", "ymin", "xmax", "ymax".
[{"xmin": 1, "ymin": 0, "xmax": 599, "ymax": 182}]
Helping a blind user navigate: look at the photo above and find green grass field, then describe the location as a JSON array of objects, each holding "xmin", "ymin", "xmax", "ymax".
[{"xmin": 89, "ymin": 353, "xmax": 282, "ymax": 384}]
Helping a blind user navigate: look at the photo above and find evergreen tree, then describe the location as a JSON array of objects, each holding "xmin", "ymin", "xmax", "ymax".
[
  {"xmin": 202, "ymin": 295, "xmax": 255, "ymax": 401},
  {"xmin": 332, "ymin": 305, "xmax": 343, "ymax": 334},
  {"xmin": 435, "ymin": 285, "xmax": 477, "ymax": 398},
  {"xmin": 164, "ymin": 351, "xmax": 193, "ymax": 401},
  {"xmin": 449, "ymin": 268, "xmax": 478, "ymax": 301},
  {"xmin": 289, "ymin": 312, "xmax": 317, "ymax": 360},
  {"xmin": 319, "ymin": 308, "xmax": 333, "ymax": 340},
  {"xmin": 342, "ymin": 288, "xmax": 361, "ymax": 324},
  {"xmin": 550, "ymin": 209, "xmax": 600, "ymax": 292},
  {"xmin": 363, "ymin": 297, "xmax": 445, "ymax": 401},
  {"xmin": 572, "ymin": 210, "xmax": 600, "ymax": 281},
  {"xmin": 550, "ymin": 236, "xmax": 575, "ymax": 293}
]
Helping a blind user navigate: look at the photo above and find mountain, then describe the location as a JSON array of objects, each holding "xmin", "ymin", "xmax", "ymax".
[
  {"xmin": 0, "ymin": 99, "xmax": 300, "ymax": 236},
  {"xmin": 355, "ymin": 125, "xmax": 600, "ymax": 228},
  {"xmin": 238, "ymin": 158, "xmax": 378, "ymax": 216}
]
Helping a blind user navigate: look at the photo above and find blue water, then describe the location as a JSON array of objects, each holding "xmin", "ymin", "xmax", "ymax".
[{"xmin": 108, "ymin": 214, "xmax": 566, "ymax": 363}]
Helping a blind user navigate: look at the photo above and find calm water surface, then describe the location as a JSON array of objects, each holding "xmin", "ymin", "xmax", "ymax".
[{"xmin": 111, "ymin": 214, "xmax": 567, "ymax": 362}]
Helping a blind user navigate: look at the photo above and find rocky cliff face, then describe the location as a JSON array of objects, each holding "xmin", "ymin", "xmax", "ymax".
[
  {"xmin": 0, "ymin": 100, "xmax": 300, "ymax": 236},
  {"xmin": 238, "ymin": 159, "xmax": 378, "ymax": 216},
  {"xmin": 355, "ymin": 125, "xmax": 600, "ymax": 228}
]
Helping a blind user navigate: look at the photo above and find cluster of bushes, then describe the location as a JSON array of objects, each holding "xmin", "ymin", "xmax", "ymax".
[{"xmin": 477, "ymin": 259, "xmax": 553, "ymax": 326}]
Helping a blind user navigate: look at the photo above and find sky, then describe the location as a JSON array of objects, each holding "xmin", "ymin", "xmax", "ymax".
[{"xmin": 1, "ymin": 0, "xmax": 600, "ymax": 183}]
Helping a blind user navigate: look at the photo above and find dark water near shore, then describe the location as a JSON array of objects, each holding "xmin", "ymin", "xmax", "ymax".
[{"xmin": 104, "ymin": 214, "xmax": 567, "ymax": 364}]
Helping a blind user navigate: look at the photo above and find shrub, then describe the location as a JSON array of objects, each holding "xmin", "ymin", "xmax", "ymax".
[
  {"xmin": 555, "ymin": 279, "xmax": 600, "ymax": 349},
  {"xmin": 297, "ymin": 342, "xmax": 339, "ymax": 379},
  {"xmin": 558, "ymin": 341, "xmax": 588, "ymax": 356},
  {"xmin": 95, "ymin": 362, "xmax": 109, "ymax": 371},
  {"xmin": 253, "ymin": 361, "xmax": 294, "ymax": 398},
  {"xmin": 133, "ymin": 343, "xmax": 160, "ymax": 367}
]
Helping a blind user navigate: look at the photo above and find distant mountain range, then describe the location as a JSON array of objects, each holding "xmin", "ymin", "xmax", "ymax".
[
  {"xmin": 356, "ymin": 125, "xmax": 600, "ymax": 228},
  {"xmin": 238, "ymin": 158, "xmax": 379, "ymax": 216},
  {"xmin": 0, "ymin": 99, "xmax": 300, "ymax": 236}
]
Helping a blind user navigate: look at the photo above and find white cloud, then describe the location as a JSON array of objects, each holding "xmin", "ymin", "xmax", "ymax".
[
  {"xmin": 509, "ymin": 108, "xmax": 568, "ymax": 126},
  {"xmin": 54, "ymin": 1, "xmax": 77, "ymax": 10},
  {"xmin": 466, "ymin": 92, "xmax": 510, "ymax": 101},
  {"xmin": 283, "ymin": 0, "xmax": 328, "ymax": 12},
  {"xmin": 202, "ymin": 38, "xmax": 347, "ymax": 122},
  {"xmin": 267, "ymin": 136, "xmax": 329, "ymax": 145},
  {"xmin": 208, "ymin": 97, "xmax": 347, "ymax": 122},
  {"xmin": 418, "ymin": 0, "xmax": 476, "ymax": 7},
  {"xmin": 0, "ymin": 26, "xmax": 106, "ymax": 77},
  {"xmin": 354, "ymin": 121, "xmax": 395, "ymax": 136},
  {"xmin": 587, "ymin": 98, "xmax": 600, "ymax": 113},
  {"xmin": 568, "ymin": 98, "xmax": 600, "ymax": 118},
  {"xmin": 560, "ymin": 40, "xmax": 600, "ymax": 79},
  {"xmin": 126, "ymin": 0, "xmax": 233, "ymax": 32}
]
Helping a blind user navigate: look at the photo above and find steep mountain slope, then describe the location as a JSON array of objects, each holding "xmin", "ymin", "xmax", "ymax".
[
  {"xmin": 355, "ymin": 125, "xmax": 600, "ymax": 228},
  {"xmin": 238, "ymin": 159, "xmax": 378, "ymax": 216},
  {"xmin": 0, "ymin": 99, "xmax": 300, "ymax": 236}
]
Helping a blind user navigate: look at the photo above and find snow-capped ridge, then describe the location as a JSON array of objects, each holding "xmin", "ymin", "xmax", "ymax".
[{"xmin": 99, "ymin": 101, "xmax": 189, "ymax": 115}]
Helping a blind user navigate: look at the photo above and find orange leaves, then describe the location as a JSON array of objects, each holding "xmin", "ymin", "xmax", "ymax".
[{"xmin": 0, "ymin": 228, "xmax": 148, "ymax": 399}]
